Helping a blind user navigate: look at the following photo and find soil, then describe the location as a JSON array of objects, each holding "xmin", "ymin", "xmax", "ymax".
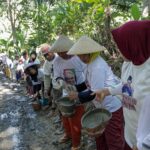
[{"xmin": 0, "ymin": 72, "xmax": 96, "ymax": 150}]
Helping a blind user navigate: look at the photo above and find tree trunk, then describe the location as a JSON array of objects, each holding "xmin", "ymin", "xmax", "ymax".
[{"xmin": 7, "ymin": 0, "xmax": 17, "ymax": 48}]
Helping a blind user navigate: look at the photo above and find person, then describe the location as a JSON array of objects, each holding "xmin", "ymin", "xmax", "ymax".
[
  {"xmin": 29, "ymin": 50, "xmax": 40, "ymax": 64},
  {"xmin": 22, "ymin": 51, "xmax": 29, "ymax": 66},
  {"xmin": 49, "ymin": 35, "xmax": 87, "ymax": 150},
  {"xmin": 0, "ymin": 53, "xmax": 7, "ymax": 75},
  {"xmin": 136, "ymin": 95, "xmax": 150, "ymax": 150},
  {"xmin": 67, "ymin": 35, "xmax": 124, "ymax": 150},
  {"xmin": 5, "ymin": 56, "xmax": 13, "ymax": 79},
  {"xmin": 22, "ymin": 51, "xmax": 32, "ymax": 96},
  {"xmin": 39, "ymin": 43, "xmax": 57, "ymax": 109},
  {"xmin": 24, "ymin": 62, "xmax": 44, "ymax": 101},
  {"xmin": 12, "ymin": 54, "xmax": 19, "ymax": 81},
  {"xmin": 16, "ymin": 59, "xmax": 24, "ymax": 82},
  {"xmin": 91, "ymin": 20, "xmax": 150, "ymax": 150}
]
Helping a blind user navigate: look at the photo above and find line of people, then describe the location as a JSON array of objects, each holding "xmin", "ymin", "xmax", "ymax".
[{"xmin": 0, "ymin": 20, "xmax": 149, "ymax": 150}]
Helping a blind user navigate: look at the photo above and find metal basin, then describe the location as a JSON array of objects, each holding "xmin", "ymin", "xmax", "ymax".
[
  {"xmin": 32, "ymin": 102, "xmax": 41, "ymax": 111},
  {"xmin": 81, "ymin": 108, "xmax": 112, "ymax": 137},
  {"xmin": 57, "ymin": 96, "xmax": 76, "ymax": 117}
]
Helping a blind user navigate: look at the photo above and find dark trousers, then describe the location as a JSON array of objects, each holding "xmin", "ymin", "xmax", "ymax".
[{"xmin": 96, "ymin": 107, "xmax": 125, "ymax": 150}]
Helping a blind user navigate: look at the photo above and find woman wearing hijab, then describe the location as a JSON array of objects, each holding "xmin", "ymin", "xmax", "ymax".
[
  {"xmin": 137, "ymin": 95, "xmax": 150, "ymax": 150},
  {"xmin": 92, "ymin": 20, "xmax": 150, "ymax": 150},
  {"xmin": 67, "ymin": 36, "xmax": 125, "ymax": 150},
  {"xmin": 29, "ymin": 51, "xmax": 40, "ymax": 64}
]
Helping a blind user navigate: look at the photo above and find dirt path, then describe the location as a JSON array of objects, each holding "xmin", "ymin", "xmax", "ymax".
[
  {"xmin": 0, "ymin": 73, "xmax": 63, "ymax": 150},
  {"xmin": 0, "ymin": 72, "xmax": 96, "ymax": 150}
]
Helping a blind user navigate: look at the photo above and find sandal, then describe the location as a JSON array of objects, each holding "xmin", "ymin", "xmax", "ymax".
[
  {"xmin": 59, "ymin": 133, "xmax": 70, "ymax": 143},
  {"xmin": 71, "ymin": 146, "xmax": 80, "ymax": 150}
]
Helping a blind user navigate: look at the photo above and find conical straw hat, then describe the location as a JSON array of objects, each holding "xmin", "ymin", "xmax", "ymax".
[
  {"xmin": 49, "ymin": 35, "xmax": 74, "ymax": 53},
  {"xmin": 67, "ymin": 36, "xmax": 106, "ymax": 55}
]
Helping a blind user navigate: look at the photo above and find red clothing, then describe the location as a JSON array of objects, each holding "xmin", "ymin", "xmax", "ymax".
[
  {"xmin": 112, "ymin": 20, "xmax": 150, "ymax": 65},
  {"xmin": 96, "ymin": 107, "xmax": 125, "ymax": 150},
  {"xmin": 124, "ymin": 142, "xmax": 132, "ymax": 150},
  {"xmin": 62, "ymin": 105, "xmax": 84, "ymax": 147}
]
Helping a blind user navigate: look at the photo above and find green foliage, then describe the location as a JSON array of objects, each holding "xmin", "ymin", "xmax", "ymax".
[
  {"xmin": 131, "ymin": 4, "xmax": 141, "ymax": 20},
  {"xmin": 0, "ymin": 0, "xmax": 146, "ymax": 59}
]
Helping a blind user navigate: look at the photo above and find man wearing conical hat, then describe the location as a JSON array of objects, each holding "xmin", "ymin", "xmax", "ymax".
[
  {"xmin": 67, "ymin": 36, "xmax": 124, "ymax": 150},
  {"xmin": 49, "ymin": 35, "xmax": 87, "ymax": 150}
]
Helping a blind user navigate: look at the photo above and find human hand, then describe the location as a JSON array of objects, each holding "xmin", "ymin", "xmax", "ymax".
[
  {"xmin": 44, "ymin": 90, "xmax": 49, "ymax": 98},
  {"xmin": 68, "ymin": 91, "xmax": 78, "ymax": 101},
  {"xmin": 57, "ymin": 79, "xmax": 64, "ymax": 87},
  {"xmin": 132, "ymin": 145, "xmax": 138, "ymax": 150},
  {"xmin": 91, "ymin": 89, "xmax": 110, "ymax": 103},
  {"xmin": 64, "ymin": 83, "xmax": 77, "ymax": 92}
]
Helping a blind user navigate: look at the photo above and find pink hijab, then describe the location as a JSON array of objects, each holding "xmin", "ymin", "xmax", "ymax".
[{"xmin": 112, "ymin": 20, "xmax": 150, "ymax": 65}]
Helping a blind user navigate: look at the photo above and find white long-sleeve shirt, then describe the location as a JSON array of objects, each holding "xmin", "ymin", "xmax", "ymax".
[
  {"xmin": 43, "ymin": 55, "xmax": 57, "ymax": 90},
  {"xmin": 43, "ymin": 60, "xmax": 53, "ymax": 76},
  {"xmin": 137, "ymin": 95, "xmax": 150, "ymax": 150},
  {"xmin": 109, "ymin": 58, "xmax": 150, "ymax": 148},
  {"xmin": 85, "ymin": 56, "xmax": 121, "ymax": 112}
]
